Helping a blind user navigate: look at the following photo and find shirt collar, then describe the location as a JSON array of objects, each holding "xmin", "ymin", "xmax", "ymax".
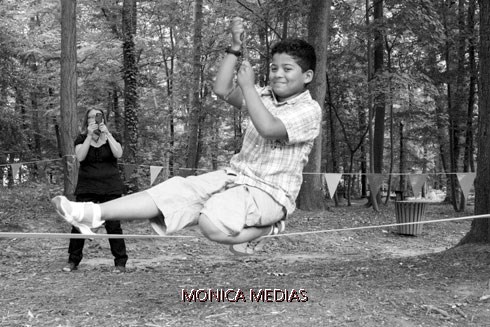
[{"xmin": 260, "ymin": 86, "xmax": 311, "ymax": 106}]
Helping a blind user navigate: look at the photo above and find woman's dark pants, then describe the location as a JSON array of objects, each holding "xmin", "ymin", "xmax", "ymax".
[{"xmin": 67, "ymin": 194, "xmax": 128, "ymax": 267}]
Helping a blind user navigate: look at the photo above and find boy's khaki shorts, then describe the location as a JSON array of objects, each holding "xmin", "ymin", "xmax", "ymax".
[{"xmin": 145, "ymin": 170, "xmax": 285, "ymax": 236}]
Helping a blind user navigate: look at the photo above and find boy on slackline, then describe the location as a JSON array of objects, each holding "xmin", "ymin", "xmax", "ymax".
[{"xmin": 52, "ymin": 17, "xmax": 321, "ymax": 255}]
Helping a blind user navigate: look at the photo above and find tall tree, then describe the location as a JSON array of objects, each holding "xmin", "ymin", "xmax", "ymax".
[
  {"xmin": 363, "ymin": 0, "xmax": 372, "ymax": 200},
  {"xmin": 459, "ymin": 0, "xmax": 490, "ymax": 244},
  {"xmin": 297, "ymin": 0, "xmax": 330, "ymax": 210},
  {"xmin": 59, "ymin": 0, "xmax": 78, "ymax": 197},
  {"xmin": 464, "ymin": 0, "xmax": 477, "ymax": 173},
  {"xmin": 447, "ymin": 0, "xmax": 469, "ymax": 211},
  {"xmin": 27, "ymin": 14, "xmax": 43, "ymax": 158},
  {"xmin": 158, "ymin": 23, "xmax": 177, "ymax": 174},
  {"xmin": 122, "ymin": 0, "xmax": 139, "ymax": 162},
  {"xmin": 186, "ymin": 0, "xmax": 204, "ymax": 170},
  {"xmin": 371, "ymin": 0, "xmax": 385, "ymax": 209}
]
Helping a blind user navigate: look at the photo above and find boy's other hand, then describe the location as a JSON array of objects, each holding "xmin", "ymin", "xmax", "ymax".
[
  {"xmin": 230, "ymin": 17, "xmax": 244, "ymax": 49},
  {"xmin": 237, "ymin": 60, "xmax": 255, "ymax": 89}
]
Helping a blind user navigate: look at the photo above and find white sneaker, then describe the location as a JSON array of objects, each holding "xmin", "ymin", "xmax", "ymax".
[
  {"xmin": 229, "ymin": 220, "xmax": 286, "ymax": 256},
  {"xmin": 51, "ymin": 196, "xmax": 104, "ymax": 235}
]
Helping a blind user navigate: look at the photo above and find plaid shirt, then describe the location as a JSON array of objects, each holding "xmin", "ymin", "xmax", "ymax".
[{"xmin": 230, "ymin": 86, "xmax": 322, "ymax": 213}]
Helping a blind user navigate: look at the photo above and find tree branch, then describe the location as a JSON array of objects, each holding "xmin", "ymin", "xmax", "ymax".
[{"xmin": 235, "ymin": 0, "xmax": 282, "ymax": 39}]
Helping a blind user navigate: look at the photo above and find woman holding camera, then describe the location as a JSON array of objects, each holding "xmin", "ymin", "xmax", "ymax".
[{"xmin": 62, "ymin": 108, "xmax": 128, "ymax": 273}]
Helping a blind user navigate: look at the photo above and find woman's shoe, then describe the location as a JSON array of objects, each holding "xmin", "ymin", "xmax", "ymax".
[
  {"xmin": 113, "ymin": 266, "xmax": 126, "ymax": 273},
  {"xmin": 62, "ymin": 262, "xmax": 78, "ymax": 272}
]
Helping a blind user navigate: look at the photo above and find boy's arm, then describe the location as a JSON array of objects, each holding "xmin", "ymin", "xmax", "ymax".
[
  {"xmin": 213, "ymin": 48, "xmax": 244, "ymax": 108},
  {"xmin": 213, "ymin": 17, "xmax": 244, "ymax": 108},
  {"xmin": 238, "ymin": 61, "xmax": 288, "ymax": 140},
  {"xmin": 214, "ymin": 17, "xmax": 287, "ymax": 140}
]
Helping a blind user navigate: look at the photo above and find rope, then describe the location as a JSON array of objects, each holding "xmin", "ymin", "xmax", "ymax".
[
  {"xmin": 0, "ymin": 158, "xmax": 63, "ymax": 168},
  {"xmin": 1, "ymin": 213, "xmax": 488, "ymax": 240},
  {"xmin": 261, "ymin": 213, "xmax": 490, "ymax": 238},
  {"xmin": 241, "ymin": 31, "xmax": 248, "ymax": 61},
  {"xmin": 0, "ymin": 232, "xmax": 195, "ymax": 240},
  {"xmin": 0, "ymin": 156, "xmax": 473, "ymax": 176}
]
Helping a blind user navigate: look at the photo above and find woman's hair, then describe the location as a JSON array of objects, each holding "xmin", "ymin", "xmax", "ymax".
[{"xmin": 80, "ymin": 108, "xmax": 107, "ymax": 134}]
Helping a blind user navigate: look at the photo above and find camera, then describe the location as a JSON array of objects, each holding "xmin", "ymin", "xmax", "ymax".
[
  {"xmin": 94, "ymin": 113, "xmax": 103, "ymax": 135},
  {"xmin": 95, "ymin": 113, "xmax": 103, "ymax": 124}
]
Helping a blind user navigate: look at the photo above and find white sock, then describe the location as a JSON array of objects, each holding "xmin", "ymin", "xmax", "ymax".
[
  {"xmin": 72, "ymin": 201, "xmax": 104, "ymax": 228},
  {"xmin": 66, "ymin": 200, "xmax": 84, "ymax": 222},
  {"xmin": 92, "ymin": 203, "xmax": 104, "ymax": 227}
]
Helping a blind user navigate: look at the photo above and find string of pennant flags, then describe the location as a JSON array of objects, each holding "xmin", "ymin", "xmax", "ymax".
[
  {"xmin": 1, "ymin": 157, "xmax": 476, "ymax": 200},
  {"xmin": 351, "ymin": 172, "xmax": 476, "ymax": 202}
]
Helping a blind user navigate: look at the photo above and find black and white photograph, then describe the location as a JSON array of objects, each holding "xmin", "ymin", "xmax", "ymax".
[{"xmin": 1, "ymin": 0, "xmax": 490, "ymax": 326}]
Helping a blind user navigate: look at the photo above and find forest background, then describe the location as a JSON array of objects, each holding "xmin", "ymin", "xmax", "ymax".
[
  {"xmin": 3, "ymin": 2, "xmax": 490, "ymax": 325},
  {"xmin": 0, "ymin": 0, "xmax": 490, "ymax": 243}
]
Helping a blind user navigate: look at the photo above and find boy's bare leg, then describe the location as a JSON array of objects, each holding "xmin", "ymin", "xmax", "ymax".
[
  {"xmin": 52, "ymin": 191, "xmax": 160, "ymax": 228},
  {"xmin": 99, "ymin": 192, "xmax": 160, "ymax": 221}
]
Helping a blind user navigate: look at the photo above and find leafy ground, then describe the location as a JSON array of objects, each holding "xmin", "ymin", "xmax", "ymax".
[{"xmin": 1, "ymin": 183, "xmax": 490, "ymax": 327}]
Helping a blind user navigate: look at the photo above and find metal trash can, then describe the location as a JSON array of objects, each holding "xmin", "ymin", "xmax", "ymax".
[{"xmin": 394, "ymin": 201, "xmax": 428, "ymax": 236}]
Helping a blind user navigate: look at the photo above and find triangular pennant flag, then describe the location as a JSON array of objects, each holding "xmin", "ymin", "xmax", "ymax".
[
  {"xmin": 366, "ymin": 174, "xmax": 384, "ymax": 199},
  {"xmin": 323, "ymin": 173, "xmax": 343, "ymax": 199},
  {"xmin": 37, "ymin": 161, "xmax": 47, "ymax": 180},
  {"xmin": 457, "ymin": 173, "xmax": 476, "ymax": 200},
  {"xmin": 38, "ymin": 161, "xmax": 47, "ymax": 172},
  {"xmin": 124, "ymin": 164, "xmax": 138, "ymax": 180},
  {"xmin": 408, "ymin": 174, "xmax": 427, "ymax": 198},
  {"xmin": 150, "ymin": 166, "xmax": 163, "ymax": 186},
  {"xmin": 11, "ymin": 163, "xmax": 21, "ymax": 180}
]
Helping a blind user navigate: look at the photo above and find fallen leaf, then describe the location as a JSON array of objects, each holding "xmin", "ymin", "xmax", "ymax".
[{"xmin": 479, "ymin": 295, "xmax": 490, "ymax": 301}]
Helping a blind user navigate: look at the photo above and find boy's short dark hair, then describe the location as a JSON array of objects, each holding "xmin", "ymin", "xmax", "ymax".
[{"xmin": 271, "ymin": 38, "xmax": 316, "ymax": 73}]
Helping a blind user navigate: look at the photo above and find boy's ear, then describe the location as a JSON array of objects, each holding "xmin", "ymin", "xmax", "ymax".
[{"xmin": 303, "ymin": 69, "xmax": 314, "ymax": 84}]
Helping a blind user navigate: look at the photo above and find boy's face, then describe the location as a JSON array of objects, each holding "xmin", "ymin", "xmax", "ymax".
[{"xmin": 269, "ymin": 53, "xmax": 313, "ymax": 102}]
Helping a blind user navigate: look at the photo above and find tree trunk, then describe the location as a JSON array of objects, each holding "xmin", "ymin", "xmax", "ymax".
[
  {"xmin": 372, "ymin": 0, "xmax": 385, "ymax": 177},
  {"xmin": 297, "ymin": 0, "xmax": 330, "ymax": 210},
  {"xmin": 186, "ymin": 0, "xmax": 204, "ymax": 171},
  {"xmin": 326, "ymin": 72, "xmax": 339, "ymax": 205},
  {"xmin": 448, "ymin": 0, "xmax": 468, "ymax": 212},
  {"xmin": 159, "ymin": 24, "xmax": 176, "ymax": 174},
  {"xmin": 384, "ymin": 41, "xmax": 394, "ymax": 205},
  {"xmin": 60, "ymin": 0, "xmax": 78, "ymax": 198},
  {"xmin": 359, "ymin": 101, "xmax": 367, "ymax": 199},
  {"xmin": 366, "ymin": 0, "xmax": 384, "ymax": 211},
  {"xmin": 111, "ymin": 87, "xmax": 122, "ymax": 132},
  {"xmin": 459, "ymin": 0, "xmax": 490, "ymax": 244},
  {"xmin": 27, "ymin": 13, "xmax": 42, "ymax": 159},
  {"xmin": 361, "ymin": 0, "xmax": 371, "ymax": 200},
  {"xmin": 16, "ymin": 87, "xmax": 29, "ymax": 153},
  {"xmin": 30, "ymin": 87, "xmax": 42, "ymax": 157},
  {"xmin": 122, "ymin": 0, "xmax": 139, "ymax": 163},
  {"xmin": 398, "ymin": 122, "xmax": 405, "ymax": 193},
  {"xmin": 464, "ymin": 0, "xmax": 477, "ymax": 173}
]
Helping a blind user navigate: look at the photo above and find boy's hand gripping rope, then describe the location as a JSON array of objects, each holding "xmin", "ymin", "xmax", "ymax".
[
  {"xmin": 223, "ymin": 29, "xmax": 248, "ymax": 102},
  {"xmin": 241, "ymin": 31, "xmax": 248, "ymax": 61}
]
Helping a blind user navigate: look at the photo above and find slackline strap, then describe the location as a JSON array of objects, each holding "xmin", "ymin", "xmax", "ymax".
[
  {"xmin": 0, "ymin": 233, "xmax": 194, "ymax": 240},
  {"xmin": 262, "ymin": 214, "xmax": 490, "ymax": 238},
  {"xmin": 0, "ymin": 214, "xmax": 489, "ymax": 240}
]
